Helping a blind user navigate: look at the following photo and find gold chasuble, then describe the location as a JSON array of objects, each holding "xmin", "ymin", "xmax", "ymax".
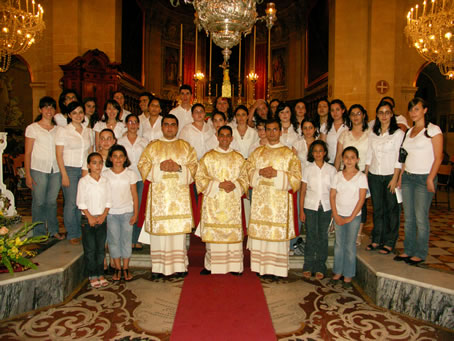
[
  {"xmin": 195, "ymin": 148, "xmax": 249, "ymax": 243},
  {"xmin": 137, "ymin": 138, "xmax": 198, "ymax": 235},
  {"xmin": 247, "ymin": 143, "xmax": 302, "ymax": 241}
]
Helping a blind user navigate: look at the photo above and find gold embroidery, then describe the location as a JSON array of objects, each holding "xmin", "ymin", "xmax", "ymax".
[
  {"xmin": 249, "ymin": 219, "xmax": 287, "ymax": 228},
  {"xmin": 204, "ymin": 223, "xmax": 242, "ymax": 229},
  {"xmin": 152, "ymin": 214, "xmax": 192, "ymax": 221},
  {"xmin": 163, "ymin": 174, "xmax": 179, "ymax": 179},
  {"xmin": 259, "ymin": 180, "xmax": 274, "ymax": 186}
]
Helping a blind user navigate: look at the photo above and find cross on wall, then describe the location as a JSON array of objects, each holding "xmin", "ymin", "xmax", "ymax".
[{"xmin": 376, "ymin": 80, "xmax": 389, "ymax": 94}]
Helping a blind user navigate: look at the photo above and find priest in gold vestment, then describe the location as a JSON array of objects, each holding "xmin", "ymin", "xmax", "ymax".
[
  {"xmin": 137, "ymin": 114, "xmax": 198, "ymax": 279},
  {"xmin": 195, "ymin": 126, "xmax": 249, "ymax": 275},
  {"xmin": 247, "ymin": 119, "xmax": 302, "ymax": 278}
]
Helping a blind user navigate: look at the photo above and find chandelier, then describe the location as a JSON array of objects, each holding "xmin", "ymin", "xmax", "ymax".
[
  {"xmin": 0, "ymin": 0, "xmax": 45, "ymax": 72},
  {"xmin": 170, "ymin": 0, "xmax": 277, "ymax": 66},
  {"xmin": 404, "ymin": 0, "xmax": 454, "ymax": 79}
]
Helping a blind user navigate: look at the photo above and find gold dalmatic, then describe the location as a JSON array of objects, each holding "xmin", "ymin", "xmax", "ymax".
[
  {"xmin": 137, "ymin": 139, "xmax": 198, "ymax": 235},
  {"xmin": 246, "ymin": 144, "xmax": 301, "ymax": 241},
  {"xmin": 195, "ymin": 149, "xmax": 249, "ymax": 243}
]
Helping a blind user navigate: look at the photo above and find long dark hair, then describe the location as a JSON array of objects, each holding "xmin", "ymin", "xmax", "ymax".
[
  {"xmin": 66, "ymin": 101, "xmax": 85, "ymax": 124},
  {"xmin": 346, "ymin": 104, "xmax": 368, "ymax": 131},
  {"xmin": 83, "ymin": 97, "xmax": 98, "ymax": 128},
  {"xmin": 313, "ymin": 97, "xmax": 330, "ymax": 130},
  {"xmin": 300, "ymin": 118, "xmax": 319, "ymax": 139},
  {"xmin": 58, "ymin": 89, "xmax": 80, "ymax": 115},
  {"xmin": 327, "ymin": 99, "xmax": 347, "ymax": 132},
  {"xmin": 34, "ymin": 96, "xmax": 57, "ymax": 124},
  {"xmin": 373, "ymin": 100, "xmax": 399, "ymax": 136},
  {"xmin": 102, "ymin": 99, "xmax": 122, "ymax": 122},
  {"xmin": 276, "ymin": 101, "xmax": 299, "ymax": 131},
  {"xmin": 253, "ymin": 101, "xmax": 272, "ymax": 122},
  {"xmin": 105, "ymin": 144, "xmax": 131, "ymax": 168},
  {"xmin": 214, "ymin": 96, "xmax": 234, "ymax": 122},
  {"xmin": 307, "ymin": 140, "xmax": 329, "ymax": 163},
  {"xmin": 408, "ymin": 97, "xmax": 431, "ymax": 138}
]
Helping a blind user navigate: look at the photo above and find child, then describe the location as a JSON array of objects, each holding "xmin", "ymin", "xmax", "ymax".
[
  {"xmin": 103, "ymin": 145, "xmax": 139, "ymax": 281},
  {"xmin": 76, "ymin": 152, "xmax": 111, "ymax": 288},
  {"xmin": 247, "ymin": 119, "xmax": 268, "ymax": 156},
  {"xmin": 300, "ymin": 140, "xmax": 336, "ymax": 280},
  {"xmin": 82, "ymin": 128, "xmax": 116, "ymax": 175},
  {"xmin": 330, "ymin": 146, "xmax": 368, "ymax": 288}
]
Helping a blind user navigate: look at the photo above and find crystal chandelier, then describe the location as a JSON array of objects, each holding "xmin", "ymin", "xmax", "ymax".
[
  {"xmin": 170, "ymin": 0, "xmax": 277, "ymax": 66},
  {"xmin": 404, "ymin": 0, "xmax": 454, "ymax": 79},
  {"xmin": 0, "ymin": 0, "xmax": 45, "ymax": 72}
]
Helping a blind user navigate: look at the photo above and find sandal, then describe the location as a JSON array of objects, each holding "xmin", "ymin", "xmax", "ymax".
[
  {"xmin": 90, "ymin": 279, "xmax": 101, "ymax": 289},
  {"xmin": 112, "ymin": 268, "xmax": 122, "ymax": 281},
  {"xmin": 53, "ymin": 233, "xmax": 65, "ymax": 240},
  {"xmin": 315, "ymin": 272, "xmax": 324, "ymax": 280},
  {"xmin": 123, "ymin": 268, "xmax": 133, "ymax": 281},
  {"xmin": 302, "ymin": 271, "xmax": 312, "ymax": 278},
  {"xmin": 379, "ymin": 246, "xmax": 392, "ymax": 254},
  {"xmin": 365, "ymin": 243, "xmax": 379, "ymax": 251},
  {"xmin": 98, "ymin": 277, "xmax": 109, "ymax": 287}
]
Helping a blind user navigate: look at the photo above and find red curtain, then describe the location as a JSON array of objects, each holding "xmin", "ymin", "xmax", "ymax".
[
  {"xmin": 183, "ymin": 42, "xmax": 195, "ymax": 90},
  {"xmin": 255, "ymin": 43, "xmax": 267, "ymax": 100}
]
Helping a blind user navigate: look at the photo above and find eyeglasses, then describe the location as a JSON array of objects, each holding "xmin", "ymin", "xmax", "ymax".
[
  {"xmin": 127, "ymin": 121, "xmax": 139, "ymax": 125},
  {"xmin": 350, "ymin": 111, "xmax": 363, "ymax": 117}
]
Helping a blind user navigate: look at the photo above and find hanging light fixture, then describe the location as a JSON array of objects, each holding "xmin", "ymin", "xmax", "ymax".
[
  {"xmin": 404, "ymin": 0, "xmax": 454, "ymax": 79},
  {"xmin": 170, "ymin": 0, "xmax": 277, "ymax": 67},
  {"xmin": 0, "ymin": 0, "xmax": 45, "ymax": 72}
]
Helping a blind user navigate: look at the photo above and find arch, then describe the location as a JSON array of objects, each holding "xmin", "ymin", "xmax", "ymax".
[{"xmin": 12, "ymin": 55, "xmax": 34, "ymax": 83}]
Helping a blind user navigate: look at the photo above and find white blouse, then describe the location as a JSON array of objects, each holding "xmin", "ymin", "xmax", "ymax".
[
  {"xmin": 365, "ymin": 129, "xmax": 404, "ymax": 176},
  {"xmin": 293, "ymin": 138, "xmax": 312, "ymax": 174},
  {"xmin": 54, "ymin": 113, "xmax": 67, "ymax": 127},
  {"xmin": 55, "ymin": 124, "xmax": 92, "ymax": 168},
  {"xmin": 93, "ymin": 121, "xmax": 126, "ymax": 140},
  {"xmin": 338, "ymin": 128, "xmax": 370, "ymax": 171},
  {"xmin": 280, "ymin": 125, "xmax": 300, "ymax": 148},
  {"xmin": 402, "ymin": 123, "xmax": 442, "ymax": 174},
  {"xmin": 332, "ymin": 171, "xmax": 369, "ymax": 217},
  {"xmin": 25, "ymin": 122, "xmax": 59, "ymax": 173},
  {"xmin": 232, "ymin": 126, "xmax": 259, "ymax": 159},
  {"xmin": 170, "ymin": 105, "xmax": 193, "ymax": 135},
  {"xmin": 178, "ymin": 122, "xmax": 213, "ymax": 160},
  {"xmin": 302, "ymin": 162, "xmax": 337, "ymax": 211},
  {"xmin": 76, "ymin": 174, "xmax": 112, "ymax": 216},
  {"xmin": 139, "ymin": 115, "xmax": 163, "ymax": 142},
  {"xmin": 118, "ymin": 135, "xmax": 149, "ymax": 179},
  {"xmin": 102, "ymin": 168, "xmax": 139, "ymax": 214},
  {"xmin": 322, "ymin": 122, "xmax": 348, "ymax": 163}
]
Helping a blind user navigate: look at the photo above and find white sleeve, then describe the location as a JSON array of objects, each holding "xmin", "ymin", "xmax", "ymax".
[
  {"xmin": 55, "ymin": 126, "xmax": 65, "ymax": 146},
  {"xmin": 76, "ymin": 178, "xmax": 87, "ymax": 210},
  {"xmin": 273, "ymin": 170, "xmax": 289, "ymax": 191}
]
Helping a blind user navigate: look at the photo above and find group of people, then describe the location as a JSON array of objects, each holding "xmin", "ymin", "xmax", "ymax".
[{"xmin": 24, "ymin": 84, "xmax": 443, "ymax": 289}]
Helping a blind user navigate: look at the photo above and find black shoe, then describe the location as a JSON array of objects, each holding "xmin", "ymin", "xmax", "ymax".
[
  {"xmin": 151, "ymin": 272, "xmax": 163, "ymax": 280},
  {"xmin": 176, "ymin": 271, "xmax": 188, "ymax": 278},
  {"xmin": 407, "ymin": 258, "xmax": 424, "ymax": 266},
  {"xmin": 200, "ymin": 269, "xmax": 211, "ymax": 275},
  {"xmin": 230, "ymin": 272, "xmax": 242, "ymax": 276},
  {"xmin": 393, "ymin": 255, "xmax": 410, "ymax": 262}
]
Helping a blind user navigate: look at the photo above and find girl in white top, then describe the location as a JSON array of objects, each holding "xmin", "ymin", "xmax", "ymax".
[
  {"xmin": 330, "ymin": 146, "xmax": 368, "ymax": 287},
  {"xmin": 365, "ymin": 100, "xmax": 404, "ymax": 254},
  {"xmin": 300, "ymin": 140, "xmax": 337, "ymax": 279},
  {"xmin": 140, "ymin": 97, "xmax": 163, "ymax": 142},
  {"xmin": 248, "ymin": 119, "xmax": 268, "ymax": 156},
  {"xmin": 395, "ymin": 98, "xmax": 443, "ymax": 265},
  {"xmin": 321, "ymin": 99, "xmax": 348, "ymax": 164},
  {"xmin": 276, "ymin": 102, "xmax": 300, "ymax": 148},
  {"xmin": 118, "ymin": 113, "xmax": 148, "ymax": 250},
  {"xmin": 103, "ymin": 145, "xmax": 139, "ymax": 281},
  {"xmin": 93, "ymin": 99, "xmax": 126, "ymax": 150},
  {"xmin": 56, "ymin": 101, "xmax": 93, "ymax": 244},
  {"xmin": 113, "ymin": 91, "xmax": 132, "ymax": 122},
  {"xmin": 179, "ymin": 103, "xmax": 214, "ymax": 160},
  {"xmin": 293, "ymin": 118, "xmax": 319, "ymax": 174},
  {"xmin": 82, "ymin": 128, "xmax": 116, "ymax": 175},
  {"xmin": 55, "ymin": 90, "xmax": 79, "ymax": 127},
  {"xmin": 314, "ymin": 98, "xmax": 330, "ymax": 136},
  {"xmin": 24, "ymin": 96, "xmax": 63, "ymax": 239},
  {"xmin": 232, "ymin": 105, "xmax": 259, "ymax": 159},
  {"xmin": 206, "ymin": 111, "xmax": 228, "ymax": 151},
  {"xmin": 294, "ymin": 100, "xmax": 308, "ymax": 135},
  {"xmin": 76, "ymin": 152, "xmax": 111, "ymax": 289}
]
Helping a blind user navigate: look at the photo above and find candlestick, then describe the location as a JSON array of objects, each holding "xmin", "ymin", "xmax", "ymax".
[
  {"xmin": 32, "ymin": 0, "xmax": 35, "ymax": 15},
  {"xmin": 253, "ymin": 26, "xmax": 256, "ymax": 71},
  {"xmin": 238, "ymin": 40, "xmax": 241, "ymax": 82},
  {"xmin": 26, "ymin": 0, "xmax": 29, "ymax": 13},
  {"xmin": 415, "ymin": 5, "xmax": 419, "ymax": 18},
  {"xmin": 195, "ymin": 25, "xmax": 198, "ymax": 74},
  {"xmin": 209, "ymin": 37, "xmax": 212, "ymax": 81},
  {"xmin": 411, "ymin": 8, "xmax": 414, "ymax": 19},
  {"xmin": 179, "ymin": 24, "xmax": 183, "ymax": 86}
]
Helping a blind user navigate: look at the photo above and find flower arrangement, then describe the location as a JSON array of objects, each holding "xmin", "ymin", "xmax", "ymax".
[{"xmin": 0, "ymin": 222, "xmax": 48, "ymax": 274}]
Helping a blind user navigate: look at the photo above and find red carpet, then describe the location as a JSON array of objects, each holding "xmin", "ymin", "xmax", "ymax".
[{"xmin": 170, "ymin": 235, "xmax": 276, "ymax": 341}]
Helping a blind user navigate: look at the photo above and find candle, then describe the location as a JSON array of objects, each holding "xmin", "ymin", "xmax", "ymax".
[
  {"xmin": 442, "ymin": 0, "xmax": 445, "ymax": 10},
  {"xmin": 195, "ymin": 25, "xmax": 198, "ymax": 74},
  {"xmin": 423, "ymin": 1, "xmax": 427, "ymax": 15},
  {"xmin": 26, "ymin": 0, "xmax": 29, "ymax": 12},
  {"xmin": 215, "ymin": 84, "xmax": 218, "ymax": 97},
  {"xmin": 209, "ymin": 37, "xmax": 212, "ymax": 81},
  {"xmin": 415, "ymin": 5, "xmax": 419, "ymax": 18},
  {"xmin": 411, "ymin": 8, "xmax": 414, "ymax": 19},
  {"xmin": 253, "ymin": 26, "xmax": 256, "ymax": 71},
  {"xmin": 32, "ymin": 0, "xmax": 35, "ymax": 15},
  {"xmin": 179, "ymin": 24, "xmax": 183, "ymax": 85},
  {"xmin": 238, "ymin": 39, "xmax": 241, "ymax": 82},
  {"xmin": 432, "ymin": 0, "xmax": 435, "ymax": 14}
]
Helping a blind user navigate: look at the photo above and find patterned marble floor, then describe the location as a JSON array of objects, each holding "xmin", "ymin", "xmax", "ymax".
[{"xmin": 0, "ymin": 270, "xmax": 452, "ymax": 340}]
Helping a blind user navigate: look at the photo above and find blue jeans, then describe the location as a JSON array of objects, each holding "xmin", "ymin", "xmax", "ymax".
[
  {"xmin": 333, "ymin": 215, "xmax": 361, "ymax": 278},
  {"xmin": 107, "ymin": 212, "xmax": 133, "ymax": 259},
  {"xmin": 132, "ymin": 180, "xmax": 143, "ymax": 244},
  {"xmin": 62, "ymin": 166, "xmax": 82, "ymax": 240},
  {"xmin": 368, "ymin": 173, "xmax": 401, "ymax": 248},
  {"xmin": 30, "ymin": 169, "xmax": 61, "ymax": 237},
  {"xmin": 401, "ymin": 172, "xmax": 436, "ymax": 260},
  {"xmin": 81, "ymin": 215, "xmax": 107, "ymax": 279},
  {"xmin": 303, "ymin": 206, "xmax": 331, "ymax": 274}
]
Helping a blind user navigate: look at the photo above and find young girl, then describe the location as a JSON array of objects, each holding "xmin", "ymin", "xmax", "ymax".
[
  {"xmin": 93, "ymin": 100, "xmax": 126, "ymax": 150},
  {"xmin": 293, "ymin": 118, "xmax": 319, "ymax": 172},
  {"xmin": 104, "ymin": 145, "xmax": 139, "ymax": 281},
  {"xmin": 77, "ymin": 152, "xmax": 111, "ymax": 288},
  {"xmin": 300, "ymin": 140, "xmax": 336, "ymax": 280},
  {"xmin": 82, "ymin": 128, "xmax": 116, "ymax": 176},
  {"xmin": 330, "ymin": 146, "xmax": 368, "ymax": 288}
]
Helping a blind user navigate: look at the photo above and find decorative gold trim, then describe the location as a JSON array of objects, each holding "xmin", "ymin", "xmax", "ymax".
[
  {"xmin": 163, "ymin": 174, "xmax": 179, "ymax": 179},
  {"xmin": 258, "ymin": 180, "xmax": 274, "ymax": 187},
  {"xmin": 201, "ymin": 239, "xmax": 243, "ymax": 244},
  {"xmin": 150, "ymin": 231, "xmax": 190, "ymax": 236},
  {"xmin": 248, "ymin": 236, "xmax": 293, "ymax": 242},
  {"xmin": 204, "ymin": 223, "xmax": 242, "ymax": 229},
  {"xmin": 249, "ymin": 219, "xmax": 287, "ymax": 228},
  {"xmin": 152, "ymin": 214, "xmax": 193, "ymax": 221}
]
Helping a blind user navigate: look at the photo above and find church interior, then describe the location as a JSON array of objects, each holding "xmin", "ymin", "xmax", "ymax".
[{"xmin": 0, "ymin": 0, "xmax": 453, "ymax": 339}]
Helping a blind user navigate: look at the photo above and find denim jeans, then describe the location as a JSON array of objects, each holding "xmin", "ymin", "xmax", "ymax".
[
  {"xmin": 333, "ymin": 215, "xmax": 361, "ymax": 278},
  {"xmin": 368, "ymin": 173, "xmax": 401, "ymax": 248},
  {"xmin": 62, "ymin": 166, "xmax": 82, "ymax": 240},
  {"xmin": 81, "ymin": 215, "xmax": 107, "ymax": 278},
  {"xmin": 290, "ymin": 192, "xmax": 302, "ymax": 250},
  {"xmin": 401, "ymin": 172, "xmax": 436, "ymax": 260},
  {"xmin": 302, "ymin": 206, "xmax": 331, "ymax": 274},
  {"xmin": 132, "ymin": 180, "xmax": 143, "ymax": 244},
  {"xmin": 107, "ymin": 212, "xmax": 133, "ymax": 259},
  {"xmin": 30, "ymin": 169, "xmax": 61, "ymax": 237}
]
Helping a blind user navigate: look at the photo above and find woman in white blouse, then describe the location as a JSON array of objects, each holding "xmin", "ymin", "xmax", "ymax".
[
  {"xmin": 293, "ymin": 118, "xmax": 319, "ymax": 172},
  {"xmin": 321, "ymin": 99, "xmax": 348, "ymax": 164},
  {"xmin": 276, "ymin": 102, "xmax": 300, "ymax": 148},
  {"xmin": 333, "ymin": 104, "xmax": 370, "ymax": 245},
  {"xmin": 395, "ymin": 98, "xmax": 443, "ymax": 266},
  {"xmin": 55, "ymin": 89, "xmax": 80, "ymax": 127},
  {"xmin": 293, "ymin": 100, "xmax": 308, "ymax": 135},
  {"xmin": 56, "ymin": 101, "xmax": 93, "ymax": 244},
  {"xmin": 24, "ymin": 96, "xmax": 63, "ymax": 239},
  {"xmin": 118, "ymin": 113, "xmax": 148, "ymax": 250},
  {"xmin": 365, "ymin": 100, "xmax": 404, "ymax": 254},
  {"xmin": 232, "ymin": 105, "xmax": 259, "ymax": 159},
  {"xmin": 94, "ymin": 100, "xmax": 126, "ymax": 150}
]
